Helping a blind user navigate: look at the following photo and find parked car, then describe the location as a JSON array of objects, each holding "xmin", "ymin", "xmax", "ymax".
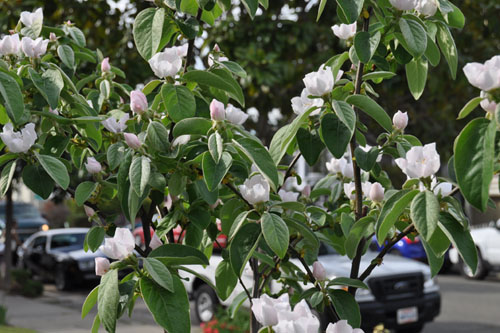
[
  {"xmin": 449, "ymin": 219, "xmax": 500, "ymax": 279},
  {"xmin": 370, "ymin": 235, "xmax": 427, "ymax": 262},
  {"xmin": 133, "ymin": 225, "xmax": 227, "ymax": 249},
  {"xmin": 182, "ymin": 244, "xmax": 440, "ymax": 333},
  {"xmin": 0, "ymin": 202, "xmax": 49, "ymax": 242},
  {"xmin": 17, "ymin": 228, "xmax": 102, "ymax": 290}
]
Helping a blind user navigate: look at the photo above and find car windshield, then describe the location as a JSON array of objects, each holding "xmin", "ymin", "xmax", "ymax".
[
  {"xmin": 50, "ymin": 233, "xmax": 86, "ymax": 252},
  {"xmin": 0, "ymin": 203, "xmax": 43, "ymax": 220}
]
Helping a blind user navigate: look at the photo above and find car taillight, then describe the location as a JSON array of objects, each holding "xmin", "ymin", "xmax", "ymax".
[{"xmin": 404, "ymin": 236, "xmax": 420, "ymax": 244}]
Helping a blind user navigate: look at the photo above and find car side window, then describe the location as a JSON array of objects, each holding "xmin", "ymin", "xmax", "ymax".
[{"xmin": 32, "ymin": 236, "xmax": 47, "ymax": 251}]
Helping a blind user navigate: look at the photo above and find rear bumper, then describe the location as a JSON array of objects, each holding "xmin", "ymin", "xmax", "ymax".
[{"xmin": 359, "ymin": 291, "xmax": 441, "ymax": 331}]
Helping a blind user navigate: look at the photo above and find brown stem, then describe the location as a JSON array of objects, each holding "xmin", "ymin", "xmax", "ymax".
[
  {"xmin": 348, "ymin": 9, "xmax": 372, "ymax": 294},
  {"xmin": 277, "ymin": 153, "xmax": 302, "ymax": 192},
  {"xmin": 183, "ymin": 8, "xmax": 203, "ymax": 73},
  {"xmin": 2, "ymin": 186, "xmax": 13, "ymax": 290},
  {"xmin": 250, "ymin": 257, "xmax": 261, "ymax": 333},
  {"xmin": 358, "ymin": 225, "xmax": 415, "ymax": 281},
  {"xmin": 225, "ymin": 182, "xmax": 254, "ymax": 209}
]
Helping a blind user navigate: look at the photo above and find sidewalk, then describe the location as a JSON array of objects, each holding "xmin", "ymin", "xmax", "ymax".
[{"xmin": 0, "ymin": 285, "xmax": 202, "ymax": 333}]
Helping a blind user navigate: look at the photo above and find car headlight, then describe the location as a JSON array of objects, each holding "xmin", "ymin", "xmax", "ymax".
[
  {"xmin": 78, "ymin": 259, "xmax": 95, "ymax": 271},
  {"xmin": 41, "ymin": 224, "xmax": 49, "ymax": 231}
]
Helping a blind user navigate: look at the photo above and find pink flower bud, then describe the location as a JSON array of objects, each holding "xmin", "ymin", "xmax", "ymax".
[
  {"xmin": 150, "ymin": 232, "xmax": 163, "ymax": 250},
  {"xmin": 85, "ymin": 157, "xmax": 102, "ymax": 174},
  {"xmin": 213, "ymin": 44, "xmax": 221, "ymax": 52},
  {"xmin": 369, "ymin": 182, "xmax": 385, "ymax": 203},
  {"xmin": 49, "ymin": 107, "xmax": 59, "ymax": 115},
  {"xmin": 313, "ymin": 261, "xmax": 326, "ymax": 281},
  {"xmin": 393, "ymin": 110, "xmax": 408, "ymax": 131},
  {"xmin": 302, "ymin": 185, "xmax": 311, "ymax": 198},
  {"xmin": 84, "ymin": 205, "xmax": 95, "ymax": 217},
  {"xmin": 101, "ymin": 57, "xmax": 111, "ymax": 73},
  {"xmin": 49, "ymin": 32, "xmax": 57, "ymax": 42},
  {"xmin": 210, "ymin": 99, "xmax": 225, "ymax": 121},
  {"xmin": 95, "ymin": 257, "xmax": 110, "ymax": 276},
  {"xmin": 124, "ymin": 133, "xmax": 141, "ymax": 149},
  {"xmin": 130, "ymin": 90, "xmax": 148, "ymax": 115}
]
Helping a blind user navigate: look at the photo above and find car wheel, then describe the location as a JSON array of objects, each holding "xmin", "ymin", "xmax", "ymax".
[
  {"xmin": 460, "ymin": 250, "xmax": 488, "ymax": 280},
  {"xmin": 396, "ymin": 324, "xmax": 424, "ymax": 333},
  {"xmin": 194, "ymin": 284, "xmax": 218, "ymax": 323},
  {"xmin": 55, "ymin": 266, "xmax": 72, "ymax": 291}
]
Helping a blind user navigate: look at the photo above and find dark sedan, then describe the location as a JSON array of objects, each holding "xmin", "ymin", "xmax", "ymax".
[{"xmin": 18, "ymin": 228, "xmax": 103, "ymax": 290}]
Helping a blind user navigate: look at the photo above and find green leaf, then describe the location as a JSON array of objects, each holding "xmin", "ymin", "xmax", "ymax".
[
  {"xmin": 317, "ymin": 0, "xmax": 328, "ymax": 21},
  {"xmin": 362, "ymin": 71, "xmax": 396, "ymax": 82},
  {"xmin": 241, "ymin": 0, "xmax": 259, "ymax": 19},
  {"xmin": 421, "ymin": 238, "xmax": 444, "ymax": 277},
  {"xmin": 329, "ymin": 289, "xmax": 361, "ymax": 328},
  {"xmin": 320, "ymin": 113, "xmax": 351, "ymax": 158},
  {"xmin": 284, "ymin": 218, "xmax": 320, "ymax": 250},
  {"xmin": 405, "ymin": 57, "xmax": 428, "ymax": 100},
  {"xmin": 35, "ymin": 153, "xmax": 69, "ymax": 189},
  {"xmin": 345, "ymin": 94, "xmax": 392, "ymax": 131},
  {"xmin": 81, "ymin": 286, "xmax": 99, "ymax": 319},
  {"xmin": 107, "ymin": 142, "xmax": 126, "ymax": 170},
  {"xmin": 332, "ymin": 100, "xmax": 356, "ymax": 135},
  {"xmin": 436, "ymin": 23, "xmax": 458, "ymax": 79},
  {"xmin": 0, "ymin": 72, "xmax": 25, "ymax": 124},
  {"xmin": 161, "ymin": 84, "xmax": 196, "ymax": 122},
  {"xmin": 75, "ymin": 181, "xmax": 98, "ymax": 206},
  {"xmin": 354, "ymin": 31, "xmax": 380, "ymax": 63},
  {"xmin": 354, "ymin": 146, "xmax": 379, "ymax": 171},
  {"xmin": 173, "ymin": 117, "xmax": 212, "ymax": 137},
  {"xmin": 143, "ymin": 257, "xmax": 174, "ymax": 292},
  {"xmin": 184, "ymin": 70, "xmax": 245, "ymax": 107},
  {"xmin": 69, "ymin": 27, "xmax": 86, "ymax": 47},
  {"xmin": 376, "ymin": 189, "xmax": 420, "ymax": 244},
  {"xmin": 399, "ymin": 18, "xmax": 427, "ymax": 58},
  {"xmin": 296, "ymin": 128, "xmax": 324, "ymax": 166},
  {"xmin": 261, "ymin": 212, "xmax": 289, "ymax": 259},
  {"xmin": 215, "ymin": 259, "xmax": 238, "ymax": 301},
  {"xmin": 57, "ymin": 45, "xmax": 75, "ymax": 69},
  {"xmin": 129, "ymin": 156, "xmax": 151, "ymax": 197},
  {"xmin": 140, "ymin": 276, "xmax": 190, "ymax": 333},
  {"xmin": 230, "ymin": 222, "xmax": 261, "ymax": 276},
  {"xmin": 233, "ymin": 137, "xmax": 279, "ymax": 190},
  {"xmin": 22, "ymin": 164, "xmax": 54, "ymax": 200},
  {"xmin": 98, "ymin": 270, "xmax": 119, "ymax": 333},
  {"xmin": 208, "ymin": 132, "xmax": 223, "ymax": 163},
  {"xmin": 220, "ymin": 61, "xmax": 247, "ymax": 78},
  {"xmin": 142, "ymin": 80, "xmax": 162, "ymax": 95},
  {"xmin": 149, "ymin": 243, "xmax": 209, "ymax": 265},
  {"xmin": 410, "ymin": 190, "xmax": 439, "ymax": 241},
  {"xmin": 187, "ymin": 206, "xmax": 211, "ymax": 230},
  {"xmin": 454, "ymin": 118, "xmax": 496, "ymax": 212},
  {"xmin": 328, "ymin": 277, "xmax": 369, "ymax": 289},
  {"xmin": 147, "ymin": 121, "xmax": 170, "ymax": 152},
  {"xmin": 85, "ymin": 226, "xmax": 105, "ymax": 252},
  {"xmin": 202, "ymin": 151, "xmax": 232, "ymax": 191},
  {"xmin": 345, "ymin": 216, "xmax": 374, "ymax": 259},
  {"xmin": 427, "ymin": 225, "xmax": 451, "ymax": 258},
  {"xmin": 335, "ymin": 0, "xmax": 364, "ymax": 24},
  {"xmin": 0, "ymin": 160, "xmax": 16, "ymax": 196},
  {"xmin": 133, "ymin": 8, "xmax": 168, "ymax": 60},
  {"xmin": 457, "ymin": 97, "xmax": 483, "ymax": 120},
  {"xmin": 424, "ymin": 35, "xmax": 440, "ymax": 67},
  {"xmin": 447, "ymin": 3, "xmax": 465, "ymax": 29},
  {"xmin": 438, "ymin": 212, "xmax": 477, "ymax": 274},
  {"xmin": 29, "ymin": 68, "xmax": 64, "ymax": 110}
]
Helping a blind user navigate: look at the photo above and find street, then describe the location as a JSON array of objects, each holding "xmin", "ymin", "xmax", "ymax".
[{"xmin": 1, "ymin": 273, "xmax": 500, "ymax": 332}]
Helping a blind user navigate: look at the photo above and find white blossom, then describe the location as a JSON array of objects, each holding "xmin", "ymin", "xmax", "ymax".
[
  {"xmin": 326, "ymin": 157, "xmax": 354, "ymax": 179},
  {"xmin": 291, "ymin": 88, "xmax": 323, "ymax": 116},
  {"xmin": 99, "ymin": 228, "xmax": 135, "ymax": 260},
  {"xmin": 20, "ymin": 8, "xmax": 43, "ymax": 28},
  {"xmin": 480, "ymin": 91, "xmax": 497, "ymax": 113},
  {"xmin": 416, "ymin": 0, "xmax": 438, "ymax": 16},
  {"xmin": 303, "ymin": 65, "xmax": 339, "ymax": 96},
  {"xmin": 95, "ymin": 257, "xmax": 110, "ymax": 276},
  {"xmin": 0, "ymin": 123, "xmax": 37, "ymax": 153},
  {"xmin": 326, "ymin": 320, "xmax": 365, "ymax": 333},
  {"xmin": 369, "ymin": 182, "xmax": 385, "ymax": 202},
  {"xmin": 21, "ymin": 37, "xmax": 49, "ymax": 58},
  {"xmin": 247, "ymin": 107, "xmax": 260, "ymax": 123},
  {"xmin": 278, "ymin": 189, "xmax": 299, "ymax": 202},
  {"xmin": 389, "ymin": 0, "xmax": 418, "ymax": 10},
  {"xmin": 463, "ymin": 55, "xmax": 500, "ymax": 92},
  {"xmin": 149, "ymin": 232, "xmax": 163, "ymax": 250},
  {"xmin": 101, "ymin": 114, "xmax": 129, "ymax": 133},
  {"xmin": 210, "ymin": 99, "xmax": 225, "ymax": 121},
  {"xmin": 395, "ymin": 143, "xmax": 440, "ymax": 179},
  {"xmin": 130, "ymin": 90, "xmax": 148, "ymax": 115},
  {"xmin": 331, "ymin": 23, "xmax": 357, "ymax": 40},
  {"xmin": 393, "ymin": 110, "xmax": 408, "ymax": 131},
  {"xmin": 239, "ymin": 174, "xmax": 270, "ymax": 204},
  {"xmin": 268, "ymin": 108, "xmax": 283, "ymax": 126},
  {"xmin": 0, "ymin": 34, "xmax": 21, "ymax": 56},
  {"xmin": 312, "ymin": 261, "xmax": 326, "ymax": 280},
  {"xmin": 148, "ymin": 48, "xmax": 183, "ymax": 78},
  {"xmin": 225, "ymin": 104, "xmax": 248, "ymax": 125},
  {"xmin": 124, "ymin": 133, "xmax": 142, "ymax": 149}
]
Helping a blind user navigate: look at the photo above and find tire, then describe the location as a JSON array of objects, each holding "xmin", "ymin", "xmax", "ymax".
[
  {"xmin": 194, "ymin": 284, "xmax": 218, "ymax": 323},
  {"xmin": 460, "ymin": 250, "xmax": 488, "ymax": 280},
  {"xmin": 396, "ymin": 324, "xmax": 424, "ymax": 333},
  {"xmin": 54, "ymin": 266, "xmax": 72, "ymax": 291}
]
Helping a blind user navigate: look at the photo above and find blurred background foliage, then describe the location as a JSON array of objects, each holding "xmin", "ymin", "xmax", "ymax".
[{"xmin": 1, "ymin": 0, "xmax": 499, "ymax": 160}]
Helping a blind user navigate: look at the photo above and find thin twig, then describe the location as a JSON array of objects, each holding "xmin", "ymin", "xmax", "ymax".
[
  {"xmin": 183, "ymin": 8, "xmax": 203, "ymax": 73},
  {"xmin": 239, "ymin": 275, "xmax": 253, "ymax": 306},
  {"xmin": 225, "ymin": 182, "xmax": 254, "ymax": 209},
  {"xmin": 277, "ymin": 153, "xmax": 302, "ymax": 192},
  {"xmin": 358, "ymin": 225, "xmax": 415, "ymax": 281}
]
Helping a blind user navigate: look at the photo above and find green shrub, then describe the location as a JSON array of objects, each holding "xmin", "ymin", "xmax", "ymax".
[
  {"xmin": 10, "ymin": 269, "xmax": 43, "ymax": 298},
  {"xmin": 0, "ymin": 305, "xmax": 7, "ymax": 326}
]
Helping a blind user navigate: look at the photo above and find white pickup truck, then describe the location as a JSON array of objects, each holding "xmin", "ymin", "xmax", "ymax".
[
  {"xmin": 182, "ymin": 244, "xmax": 441, "ymax": 333},
  {"xmin": 449, "ymin": 219, "xmax": 500, "ymax": 279}
]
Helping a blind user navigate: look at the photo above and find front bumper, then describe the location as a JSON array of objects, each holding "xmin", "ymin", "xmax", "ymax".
[{"xmin": 359, "ymin": 291, "xmax": 441, "ymax": 331}]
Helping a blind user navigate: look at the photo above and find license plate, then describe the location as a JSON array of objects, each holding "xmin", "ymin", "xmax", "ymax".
[{"xmin": 397, "ymin": 306, "xmax": 418, "ymax": 324}]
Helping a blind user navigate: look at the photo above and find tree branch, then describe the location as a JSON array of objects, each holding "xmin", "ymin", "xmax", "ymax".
[
  {"xmin": 277, "ymin": 153, "xmax": 302, "ymax": 192},
  {"xmin": 183, "ymin": 8, "xmax": 203, "ymax": 73},
  {"xmin": 225, "ymin": 182, "xmax": 254, "ymax": 209}
]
